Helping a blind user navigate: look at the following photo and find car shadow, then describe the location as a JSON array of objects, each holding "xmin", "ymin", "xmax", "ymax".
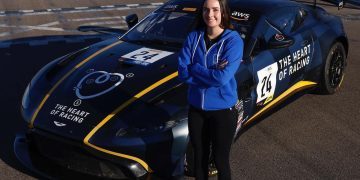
[{"xmin": 0, "ymin": 34, "xmax": 113, "ymax": 178}]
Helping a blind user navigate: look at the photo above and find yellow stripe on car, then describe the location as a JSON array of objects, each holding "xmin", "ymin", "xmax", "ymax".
[
  {"xmin": 29, "ymin": 40, "xmax": 123, "ymax": 128},
  {"xmin": 244, "ymin": 81, "xmax": 317, "ymax": 126},
  {"xmin": 182, "ymin": 7, "xmax": 197, "ymax": 12},
  {"xmin": 84, "ymin": 71, "xmax": 179, "ymax": 172}
]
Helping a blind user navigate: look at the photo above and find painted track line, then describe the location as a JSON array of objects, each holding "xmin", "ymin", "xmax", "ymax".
[
  {"xmin": 126, "ymin": 4, "xmax": 140, "ymax": 7},
  {"xmin": 69, "ymin": 16, "xmax": 125, "ymax": 22},
  {"xmin": 74, "ymin": 7, "xmax": 89, "ymax": 10}
]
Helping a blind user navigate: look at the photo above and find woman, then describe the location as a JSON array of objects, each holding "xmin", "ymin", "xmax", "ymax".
[{"xmin": 178, "ymin": 0, "xmax": 243, "ymax": 179}]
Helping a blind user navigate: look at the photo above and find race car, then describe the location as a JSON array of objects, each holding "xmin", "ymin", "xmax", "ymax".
[{"xmin": 15, "ymin": 0, "xmax": 348, "ymax": 179}]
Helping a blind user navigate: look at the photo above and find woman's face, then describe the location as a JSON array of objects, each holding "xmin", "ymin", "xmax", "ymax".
[{"xmin": 202, "ymin": 0, "xmax": 222, "ymax": 28}]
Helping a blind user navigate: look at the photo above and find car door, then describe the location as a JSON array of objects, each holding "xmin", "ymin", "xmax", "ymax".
[{"xmin": 249, "ymin": 6, "xmax": 314, "ymax": 115}]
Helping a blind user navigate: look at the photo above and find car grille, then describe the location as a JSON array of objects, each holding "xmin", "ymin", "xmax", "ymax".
[{"xmin": 29, "ymin": 130, "xmax": 132, "ymax": 179}]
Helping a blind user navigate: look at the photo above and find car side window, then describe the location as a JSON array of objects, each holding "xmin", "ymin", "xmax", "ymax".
[
  {"xmin": 291, "ymin": 8, "xmax": 307, "ymax": 32},
  {"xmin": 251, "ymin": 37, "xmax": 266, "ymax": 56},
  {"xmin": 267, "ymin": 7, "xmax": 305, "ymax": 34}
]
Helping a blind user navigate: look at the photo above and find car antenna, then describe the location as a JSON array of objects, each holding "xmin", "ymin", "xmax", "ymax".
[{"xmin": 313, "ymin": 0, "xmax": 317, "ymax": 8}]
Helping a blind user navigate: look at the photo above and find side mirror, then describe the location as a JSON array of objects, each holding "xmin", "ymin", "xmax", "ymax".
[
  {"xmin": 126, "ymin": 14, "xmax": 138, "ymax": 29},
  {"xmin": 268, "ymin": 34, "xmax": 294, "ymax": 49}
]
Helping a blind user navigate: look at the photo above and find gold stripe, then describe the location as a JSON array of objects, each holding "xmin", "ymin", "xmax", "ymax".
[
  {"xmin": 231, "ymin": 16, "xmax": 246, "ymax": 21},
  {"xmin": 244, "ymin": 81, "xmax": 317, "ymax": 126},
  {"xmin": 84, "ymin": 71, "xmax": 179, "ymax": 172},
  {"xmin": 182, "ymin": 7, "xmax": 197, "ymax": 12},
  {"xmin": 29, "ymin": 40, "xmax": 123, "ymax": 128}
]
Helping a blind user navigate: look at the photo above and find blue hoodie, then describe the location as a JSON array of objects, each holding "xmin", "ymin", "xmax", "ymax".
[{"xmin": 178, "ymin": 29, "xmax": 243, "ymax": 110}]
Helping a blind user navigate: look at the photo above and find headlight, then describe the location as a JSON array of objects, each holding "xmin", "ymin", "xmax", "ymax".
[
  {"xmin": 21, "ymin": 84, "xmax": 30, "ymax": 109},
  {"xmin": 21, "ymin": 83, "xmax": 33, "ymax": 123}
]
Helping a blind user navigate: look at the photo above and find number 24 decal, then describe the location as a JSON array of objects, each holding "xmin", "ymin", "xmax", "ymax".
[
  {"xmin": 130, "ymin": 51, "xmax": 159, "ymax": 61},
  {"xmin": 121, "ymin": 47, "xmax": 174, "ymax": 66},
  {"xmin": 256, "ymin": 62, "xmax": 278, "ymax": 103},
  {"xmin": 261, "ymin": 74, "xmax": 272, "ymax": 97}
]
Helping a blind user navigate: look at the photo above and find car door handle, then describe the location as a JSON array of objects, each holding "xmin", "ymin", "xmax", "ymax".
[{"xmin": 301, "ymin": 40, "xmax": 310, "ymax": 46}]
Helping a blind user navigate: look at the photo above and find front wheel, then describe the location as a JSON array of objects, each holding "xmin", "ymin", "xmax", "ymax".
[{"xmin": 318, "ymin": 42, "xmax": 347, "ymax": 94}]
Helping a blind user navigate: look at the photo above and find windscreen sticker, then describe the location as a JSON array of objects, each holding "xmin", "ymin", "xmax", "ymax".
[
  {"xmin": 163, "ymin": 4, "xmax": 179, "ymax": 11},
  {"xmin": 256, "ymin": 62, "xmax": 278, "ymax": 103},
  {"xmin": 121, "ymin": 48, "xmax": 173, "ymax": 66},
  {"xmin": 231, "ymin": 11, "xmax": 250, "ymax": 21}
]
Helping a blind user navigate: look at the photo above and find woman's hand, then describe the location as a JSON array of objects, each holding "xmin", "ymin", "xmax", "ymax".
[{"xmin": 217, "ymin": 59, "xmax": 228, "ymax": 70}]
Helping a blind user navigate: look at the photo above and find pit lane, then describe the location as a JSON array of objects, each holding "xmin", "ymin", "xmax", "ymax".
[{"xmin": 0, "ymin": 1, "xmax": 359, "ymax": 179}]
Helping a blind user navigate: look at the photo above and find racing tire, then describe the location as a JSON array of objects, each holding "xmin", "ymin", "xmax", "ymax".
[
  {"xmin": 318, "ymin": 42, "xmax": 346, "ymax": 94},
  {"xmin": 184, "ymin": 142, "xmax": 218, "ymax": 177}
]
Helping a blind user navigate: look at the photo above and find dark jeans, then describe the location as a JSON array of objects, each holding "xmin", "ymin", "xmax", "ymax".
[{"xmin": 188, "ymin": 105, "xmax": 237, "ymax": 180}]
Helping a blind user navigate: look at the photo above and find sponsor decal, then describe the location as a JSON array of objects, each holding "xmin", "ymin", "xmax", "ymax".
[
  {"xmin": 54, "ymin": 121, "xmax": 66, "ymax": 127},
  {"xmin": 73, "ymin": 99, "xmax": 82, "ymax": 106},
  {"xmin": 275, "ymin": 34, "xmax": 285, "ymax": 41},
  {"xmin": 122, "ymin": 48, "xmax": 173, "ymax": 66},
  {"xmin": 231, "ymin": 11, "xmax": 250, "ymax": 21},
  {"xmin": 49, "ymin": 104, "xmax": 90, "ymax": 124},
  {"xmin": 256, "ymin": 62, "xmax": 278, "ymax": 103},
  {"xmin": 277, "ymin": 44, "xmax": 312, "ymax": 81},
  {"xmin": 264, "ymin": 94, "xmax": 274, "ymax": 105},
  {"xmin": 234, "ymin": 100, "xmax": 249, "ymax": 133},
  {"xmin": 256, "ymin": 44, "xmax": 312, "ymax": 105},
  {"xmin": 75, "ymin": 70, "xmax": 124, "ymax": 100},
  {"xmin": 126, "ymin": 73, "xmax": 134, "ymax": 78}
]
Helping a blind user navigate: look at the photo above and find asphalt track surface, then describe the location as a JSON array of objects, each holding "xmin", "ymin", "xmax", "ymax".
[{"xmin": 0, "ymin": 1, "xmax": 359, "ymax": 179}]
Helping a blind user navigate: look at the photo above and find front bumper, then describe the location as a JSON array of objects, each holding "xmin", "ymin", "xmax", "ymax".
[{"xmin": 14, "ymin": 129, "xmax": 148, "ymax": 179}]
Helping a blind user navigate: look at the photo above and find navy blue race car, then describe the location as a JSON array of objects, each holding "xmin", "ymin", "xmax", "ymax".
[{"xmin": 16, "ymin": 0, "xmax": 348, "ymax": 179}]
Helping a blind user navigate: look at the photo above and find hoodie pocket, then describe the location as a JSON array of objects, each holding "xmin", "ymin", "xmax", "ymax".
[{"xmin": 219, "ymin": 85, "xmax": 233, "ymax": 100}]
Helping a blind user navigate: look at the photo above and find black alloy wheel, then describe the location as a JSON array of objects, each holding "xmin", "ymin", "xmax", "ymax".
[
  {"xmin": 328, "ymin": 44, "xmax": 345, "ymax": 89},
  {"xmin": 319, "ymin": 42, "xmax": 347, "ymax": 94}
]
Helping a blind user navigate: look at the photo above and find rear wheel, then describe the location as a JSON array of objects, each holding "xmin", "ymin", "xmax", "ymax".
[{"xmin": 318, "ymin": 42, "xmax": 346, "ymax": 94}]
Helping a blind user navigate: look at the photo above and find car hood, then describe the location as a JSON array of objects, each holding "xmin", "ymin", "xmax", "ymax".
[{"xmin": 33, "ymin": 39, "xmax": 182, "ymax": 141}]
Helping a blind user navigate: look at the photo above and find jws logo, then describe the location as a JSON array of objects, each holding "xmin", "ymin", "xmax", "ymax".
[{"xmin": 231, "ymin": 11, "xmax": 250, "ymax": 21}]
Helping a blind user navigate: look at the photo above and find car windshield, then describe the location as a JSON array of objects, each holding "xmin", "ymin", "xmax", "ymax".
[
  {"xmin": 230, "ymin": 10, "xmax": 259, "ymax": 45},
  {"xmin": 122, "ymin": 11, "xmax": 197, "ymax": 48}
]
